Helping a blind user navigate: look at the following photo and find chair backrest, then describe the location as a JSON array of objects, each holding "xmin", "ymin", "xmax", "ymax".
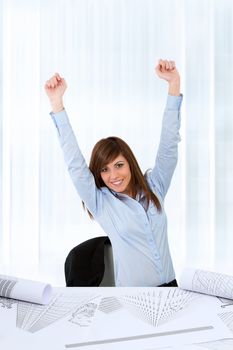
[
  {"xmin": 100, "ymin": 242, "xmax": 115, "ymax": 286},
  {"xmin": 65, "ymin": 236, "xmax": 115, "ymax": 287}
]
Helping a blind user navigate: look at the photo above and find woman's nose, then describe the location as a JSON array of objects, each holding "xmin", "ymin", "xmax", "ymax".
[{"xmin": 109, "ymin": 168, "xmax": 119, "ymax": 180}]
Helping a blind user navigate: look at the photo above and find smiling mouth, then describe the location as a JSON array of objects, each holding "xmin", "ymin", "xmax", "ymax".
[{"xmin": 111, "ymin": 180, "xmax": 123, "ymax": 186}]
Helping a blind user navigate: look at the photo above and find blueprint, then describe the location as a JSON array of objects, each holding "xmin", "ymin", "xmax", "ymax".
[
  {"xmin": 0, "ymin": 274, "xmax": 52, "ymax": 304},
  {"xmin": 180, "ymin": 268, "xmax": 233, "ymax": 300},
  {"xmin": 218, "ymin": 311, "xmax": 233, "ymax": 333},
  {"xmin": 0, "ymin": 295, "xmax": 16, "ymax": 309},
  {"xmin": 64, "ymin": 288, "xmax": 233, "ymax": 350},
  {"xmin": 0, "ymin": 291, "xmax": 100, "ymax": 333},
  {"xmin": 0, "ymin": 286, "xmax": 233, "ymax": 350},
  {"xmin": 0, "ymin": 288, "xmax": 199, "ymax": 334},
  {"xmin": 116, "ymin": 287, "xmax": 199, "ymax": 327}
]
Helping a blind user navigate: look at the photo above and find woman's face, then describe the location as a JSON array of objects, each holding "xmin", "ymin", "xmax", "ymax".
[{"xmin": 100, "ymin": 154, "xmax": 132, "ymax": 196}]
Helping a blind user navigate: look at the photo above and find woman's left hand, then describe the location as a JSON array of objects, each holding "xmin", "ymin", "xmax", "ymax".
[{"xmin": 155, "ymin": 59, "xmax": 180, "ymax": 84}]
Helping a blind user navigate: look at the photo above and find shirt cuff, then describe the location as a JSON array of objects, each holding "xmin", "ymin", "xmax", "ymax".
[
  {"xmin": 50, "ymin": 109, "xmax": 69, "ymax": 127},
  {"xmin": 166, "ymin": 94, "xmax": 183, "ymax": 110}
]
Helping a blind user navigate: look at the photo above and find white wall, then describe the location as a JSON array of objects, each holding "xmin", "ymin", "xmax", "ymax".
[{"xmin": 0, "ymin": 0, "xmax": 233, "ymax": 285}]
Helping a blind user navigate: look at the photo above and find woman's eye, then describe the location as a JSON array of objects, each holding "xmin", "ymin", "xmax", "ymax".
[
  {"xmin": 101, "ymin": 168, "xmax": 107, "ymax": 173},
  {"xmin": 116, "ymin": 163, "xmax": 123, "ymax": 168}
]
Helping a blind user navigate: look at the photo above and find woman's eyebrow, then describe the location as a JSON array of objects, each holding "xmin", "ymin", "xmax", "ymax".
[{"xmin": 114, "ymin": 160, "xmax": 124, "ymax": 165}]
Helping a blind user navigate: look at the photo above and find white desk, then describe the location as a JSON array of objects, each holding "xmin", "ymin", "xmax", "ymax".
[{"xmin": 1, "ymin": 287, "xmax": 233, "ymax": 350}]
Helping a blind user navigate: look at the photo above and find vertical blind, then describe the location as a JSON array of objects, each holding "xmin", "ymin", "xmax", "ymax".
[{"xmin": 0, "ymin": 0, "xmax": 233, "ymax": 285}]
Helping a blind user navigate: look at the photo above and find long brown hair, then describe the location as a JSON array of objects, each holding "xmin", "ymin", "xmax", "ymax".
[{"xmin": 83, "ymin": 136, "xmax": 161, "ymax": 218}]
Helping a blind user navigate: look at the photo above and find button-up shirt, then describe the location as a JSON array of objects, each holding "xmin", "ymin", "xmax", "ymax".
[{"xmin": 50, "ymin": 94, "xmax": 183, "ymax": 286}]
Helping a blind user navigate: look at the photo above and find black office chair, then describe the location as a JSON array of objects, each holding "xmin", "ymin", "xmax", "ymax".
[{"xmin": 65, "ymin": 236, "xmax": 115, "ymax": 287}]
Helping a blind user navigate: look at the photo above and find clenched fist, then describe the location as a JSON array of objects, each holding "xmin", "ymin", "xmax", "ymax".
[
  {"xmin": 155, "ymin": 59, "xmax": 180, "ymax": 96},
  {"xmin": 45, "ymin": 73, "xmax": 67, "ymax": 113}
]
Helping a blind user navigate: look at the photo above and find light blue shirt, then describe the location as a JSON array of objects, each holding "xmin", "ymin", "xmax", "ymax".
[{"xmin": 51, "ymin": 94, "xmax": 183, "ymax": 286}]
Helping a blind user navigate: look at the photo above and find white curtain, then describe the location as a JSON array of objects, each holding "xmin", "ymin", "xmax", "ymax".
[{"xmin": 0, "ymin": 0, "xmax": 233, "ymax": 286}]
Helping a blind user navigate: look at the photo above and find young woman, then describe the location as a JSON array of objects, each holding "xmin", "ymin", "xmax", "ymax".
[{"xmin": 45, "ymin": 59, "xmax": 182, "ymax": 287}]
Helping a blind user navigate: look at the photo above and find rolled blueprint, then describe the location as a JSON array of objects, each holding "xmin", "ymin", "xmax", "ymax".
[
  {"xmin": 0, "ymin": 274, "xmax": 52, "ymax": 304},
  {"xmin": 179, "ymin": 268, "xmax": 233, "ymax": 300}
]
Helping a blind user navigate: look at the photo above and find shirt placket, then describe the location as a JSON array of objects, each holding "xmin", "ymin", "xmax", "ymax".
[{"xmin": 135, "ymin": 199, "xmax": 164, "ymax": 283}]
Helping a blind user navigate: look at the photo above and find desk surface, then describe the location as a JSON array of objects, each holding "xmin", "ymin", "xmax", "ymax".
[{"xmin": 1, "ymin": 287, "xmax": 233, "ymax": 350}]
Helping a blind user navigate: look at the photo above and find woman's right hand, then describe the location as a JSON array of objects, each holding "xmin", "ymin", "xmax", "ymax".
[{"xmin": 44, "ymin": 73, "xmax": 67, "ymax": 113}]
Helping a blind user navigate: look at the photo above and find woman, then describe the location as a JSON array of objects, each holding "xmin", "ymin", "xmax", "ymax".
[{"xmin": 45, "ymin": 59, "xmax": 182, "ymax": 287}]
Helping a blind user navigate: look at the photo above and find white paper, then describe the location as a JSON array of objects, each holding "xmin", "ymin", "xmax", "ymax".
[
  {"xmin": 1, "ymin": 270, "xmax": 233, "ymax": 350},
  {"xmin": 0, "ymin": 288, "xmax": 102, "ymax": 349},
  {"xmin": 0, "ymin": 274, "xmax": 52, "ymax": 304},
  {"xmin": 63, "ymin": 288, "xmax": 232, "ymax": 350},
  {"xmin": 179, "ymin": 268, "xmax": 233, "ymax": 300}
]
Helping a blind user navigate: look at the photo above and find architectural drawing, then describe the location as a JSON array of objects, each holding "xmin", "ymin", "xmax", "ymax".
[
  {"xmin": 218, "ymin": 311, "xmax": 233, "ymax": 333},
  {"xmin": 0, "ymin": 277, "xmax": 17, "ymax": 298},
  {"xmin": 192, "ymin": 270, "xmax": 233, "ymax": 300},
  {"xmin": 98, "ymin": 296, "xmax": 122, "ymax": 314},
  {"xmin": 118, "ymin": 289, "xmax": 163, "ymax": 327},
  {"xmin": 118, "ymin": 288, "xmax": 199, "ymax": 327},
  {"xmin": 10, "ymin": 288, "xmax": 201, "ymax": 334},
  {"xmin": 158, "ymin": 288, "xmax": 198, "ymax": 325},
  {"xmin": 0, "ymin": 274, "xmax": 52, "ymax": 304},
  {"xmin": 0, "ymin": 296, "xmax": 16, "ymax": 309},
  {"xmin": 1, "ymin": 286, "xmax": 233, "ymax": 350},
  {"xmin": 69, "ymin": 301, "xmax": 98, "ymax": 327},
  {"xmin": 218, "ymin": 297, "xmax": 233, "ymax": 309},
  {"xmin": 16, "ymin": 293, "xmax": 99, "ymax": 333}
]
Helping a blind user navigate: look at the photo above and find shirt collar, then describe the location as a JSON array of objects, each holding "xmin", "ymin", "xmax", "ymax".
[{"xmin": 101, "ymin": 186, "xmax": 145, "ymax": 202}]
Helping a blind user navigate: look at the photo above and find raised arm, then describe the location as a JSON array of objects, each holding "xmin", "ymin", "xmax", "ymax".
[
  {"xmin": 45, "ymin": 74, "xmax": 102, "ymax": 217},
  {"xmin": 147, "ymin": 60, "xmax": 182, "ymax": 200}
]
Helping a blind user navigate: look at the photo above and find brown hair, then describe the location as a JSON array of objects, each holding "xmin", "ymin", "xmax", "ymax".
[{"xmin": 83, "ymin": 136, "xmax": 161, "ymax": 218}]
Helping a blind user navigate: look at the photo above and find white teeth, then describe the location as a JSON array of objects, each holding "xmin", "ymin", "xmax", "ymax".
[{"xmin": 112, "ymin": 180, "xmax": 123, "ymax": 185}]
